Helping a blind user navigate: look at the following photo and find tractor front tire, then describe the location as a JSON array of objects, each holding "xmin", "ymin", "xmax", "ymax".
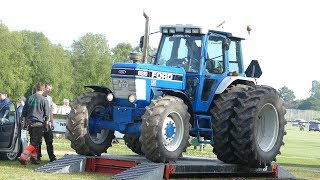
[
  {"xmin": 66, "ymin": 92, "xmax": 115, "ymax": 156},
  {"xmin": 124, "ymin": 135, "xmax": 144, "ymax": 155},
  {"xmin": 232, "ymin": 85, "xmax": 286, "ymax": 167},
  {"xmin": 140, "ymin": 95, "xmax": 191, "ymax": 163}
]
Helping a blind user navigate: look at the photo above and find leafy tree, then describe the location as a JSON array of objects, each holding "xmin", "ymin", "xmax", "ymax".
[
  {"xmin": 48, "ymin": 45, "xmax": 74, "ymax": 103},
  {"xmin": 310, "ymin": 80, "xmax": 320, "ymax": 97},
  {"xmin": 20, "ymin": 31, "xmax": 73, "ymax": 103},
  {"xmin": 309, "ymin": 80, "xmax": 320, "ymax": 111},
  {"xmin": 297, "ymin": 98, "xmax": 312, "ymax": 110},
  {"xmin": 278, "ymin": 86, "xmax": 295, "ymax": 107},
  {"xmin": 112, "ymin": 42, "xmax": 133, "ymax": 63},
  {"xmin": 71, "ymin": 33, "xmax": 113, "ymax": 96},
  {"xmin": 0, "ymin": 24, "xmax": 32, "ymax": 100}
]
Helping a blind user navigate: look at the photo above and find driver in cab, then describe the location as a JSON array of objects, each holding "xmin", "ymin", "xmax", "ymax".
[{"xmin": 186, "ymin": 40, "xmax": 201, "ymax": 72}]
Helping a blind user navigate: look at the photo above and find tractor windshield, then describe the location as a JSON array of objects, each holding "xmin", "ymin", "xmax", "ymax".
[{"xmin": 156, "ymin": 34, "xmax": 203, "ymax": 72}]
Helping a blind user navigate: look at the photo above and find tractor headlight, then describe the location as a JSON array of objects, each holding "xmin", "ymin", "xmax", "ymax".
[
  {"xmin": 162, "ymin": 28, "xmax": 169, "ymax": 34},
  {"xmin": 169, "ymin": 28, "xmax": 176, "ymax": 34},
  {"xmin": 128, "ymin": 94, "xmax": 136, "ymax": 103},
  {"xmin": 184, "ymin": 28, "xmax": 192, "ymax": 34},
  {"xmin": 107, "ymin": 93, "xmax": 114, "ymax": 102},
  {"xmin": 191, "ymin": 28, "xmax": 200, "ymax": 34}
]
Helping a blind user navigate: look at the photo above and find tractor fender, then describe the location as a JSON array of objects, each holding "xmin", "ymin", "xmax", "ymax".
[
  {"xmin": 215, "ymin": 76, "xmax": 256, "ymax": 94},
  {"xmin": 84, "ymin": 85, "xmax": 113, "ymax": 94},
  {"xmin": 159, "ymin": 89, "xmax": 194, "ymax": 121}
]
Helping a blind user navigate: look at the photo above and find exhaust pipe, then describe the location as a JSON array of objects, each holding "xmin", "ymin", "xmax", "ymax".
[{"xmin": 142, "ymin": 11, "xmax": 150, "ymax": 63}]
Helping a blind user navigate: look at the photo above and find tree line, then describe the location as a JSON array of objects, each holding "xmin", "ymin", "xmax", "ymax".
[
  {"xmin": 0, "ymin": 22, "xmax": 138, "ymax": 104},
  {"xmin": 279, "ymin": 80, "xmax": 320, "ymax": 111}
]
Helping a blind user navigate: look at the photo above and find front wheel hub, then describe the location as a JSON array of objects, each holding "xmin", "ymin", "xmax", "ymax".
[
  {"xmin": 163, "ymin": 118, "xmax": 176, "ymax": 144},
  {"xmin": 161, "ymin": 111, "xmax": 184, "ymax": 152}
]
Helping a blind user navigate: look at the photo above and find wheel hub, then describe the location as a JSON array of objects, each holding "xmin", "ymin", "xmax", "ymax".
[
  {"xmin": 164, "ymin": 119, "xmax": 176, "ymax": 143},
  {"xmin": 161, "ymin": 111, "xmax": 184, "ymax": 151},
  {"xmin": 256, "ymin": 103, "xmax": 279, "ymax": 152}
]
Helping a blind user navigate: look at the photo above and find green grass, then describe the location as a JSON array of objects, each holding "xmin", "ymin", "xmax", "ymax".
[
  {"xmin": 0, "ymin": 126, "xmax": 319, "ymax": 179},
  {"xmin": 285, "ymin": 167, "xmax": 320, "ymax": 180},
  {"xmin": 277, "ymin": 126, "xmax": 320, "ymax": 167}
]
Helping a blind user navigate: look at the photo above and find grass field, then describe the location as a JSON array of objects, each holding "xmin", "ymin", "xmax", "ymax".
[{"xmin": 0, "ymin": 125, "xmax": 319, "ymax": 179}]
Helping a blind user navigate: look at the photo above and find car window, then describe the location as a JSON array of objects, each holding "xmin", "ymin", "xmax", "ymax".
[{"xmin": 0, "ymin": 103, "xmax": 15, "ymax": 124}]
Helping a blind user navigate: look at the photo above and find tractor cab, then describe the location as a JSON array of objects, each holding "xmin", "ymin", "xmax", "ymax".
[{"xmin": 152, "ymin": 24, "xmax": 255, "ymax": 113}]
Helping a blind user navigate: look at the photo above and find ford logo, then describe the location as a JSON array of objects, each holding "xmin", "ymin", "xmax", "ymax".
[{"xmin": 118, "ymin": 70, "xmax": 126, "ymax": 75}]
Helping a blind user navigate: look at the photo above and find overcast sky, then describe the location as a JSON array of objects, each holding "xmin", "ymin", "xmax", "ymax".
[{"xmin": 0, "ymin": 0, "xmax": 318, "ymax": 99}]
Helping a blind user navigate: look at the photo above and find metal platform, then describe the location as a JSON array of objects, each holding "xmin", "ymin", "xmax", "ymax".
[
  {"xmin": 35, "ymin": 154, "xmax": 87, "ymax": 173},
  {"xmin": 35, "ymin": 154, "xmax": 295, "ymax": 179}
]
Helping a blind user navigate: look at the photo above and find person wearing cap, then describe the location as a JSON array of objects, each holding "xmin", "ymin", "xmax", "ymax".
[{"xmin": 17, "ymin": 96, "xmax": 27, "ymax": 122}]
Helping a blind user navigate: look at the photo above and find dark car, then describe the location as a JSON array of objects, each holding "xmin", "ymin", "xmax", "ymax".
[
  {"xmin": 0, "ymin": 102, "xmax": 28, "ymax": 160},
  {"xmin": 309, "ymin": 121, "xmax": 320, "ymax": 131}
]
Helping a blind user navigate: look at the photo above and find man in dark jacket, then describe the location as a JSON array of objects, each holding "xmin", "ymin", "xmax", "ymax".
[{"xmin": 18, "ymin": 82, "xmax": 49, "ymax": 165}]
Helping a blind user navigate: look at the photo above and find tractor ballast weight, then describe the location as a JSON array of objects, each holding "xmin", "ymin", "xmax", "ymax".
[{"xmin": 66, "ymin": 14, "xmax": 286, "ymax": 167}]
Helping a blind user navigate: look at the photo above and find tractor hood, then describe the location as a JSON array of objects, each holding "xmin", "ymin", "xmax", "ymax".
[{"xmin": 111, "ymin": 63, "xmax": 186, "ymax": 90}]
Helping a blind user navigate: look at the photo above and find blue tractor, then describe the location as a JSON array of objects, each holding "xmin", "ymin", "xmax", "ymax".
[{"xmin": 66, "ymin": 15, "xmax": 286, "ymax": 167}]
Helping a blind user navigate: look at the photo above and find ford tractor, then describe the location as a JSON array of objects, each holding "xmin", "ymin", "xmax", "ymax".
[{"xmin": 66, "ymin": 14, "xmax": 286, "ymax": 167}]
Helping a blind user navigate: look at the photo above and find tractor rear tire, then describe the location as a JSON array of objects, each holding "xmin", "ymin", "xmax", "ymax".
[
  {"xmin": 140, "ymin": 95, "xmax": 191, "ymax": 163},
  {"xmin": 211, "ymin": 84, "xmax": 251, "ymax": 164},
  {"xmin": 66, "ymin": 92, "xmax": 115, "ymax": 156},
  {"xmin": 124, "ymin": 135, "xmax": 144, "ymax": 155},
  {"xmin": 232, "ymin": 85, "xmax": 286, "ymax": 167}
]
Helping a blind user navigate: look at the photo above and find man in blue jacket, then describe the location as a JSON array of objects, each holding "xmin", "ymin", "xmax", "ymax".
[{"xmin": 0, "ymin": 91, "xmax": 11, "ymax": 119}]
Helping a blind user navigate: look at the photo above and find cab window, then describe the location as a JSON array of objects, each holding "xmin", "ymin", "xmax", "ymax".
[
  {"xmin": 228, "ymin": 40, "xmax": 243, "ymax": 73},
  {"xmin": 0, "ymin": 103, "xmax": 15, "ymax": 124},
  {"xmin": 206, "ymin": 35, "xmax": 224, "ymax": 74}
]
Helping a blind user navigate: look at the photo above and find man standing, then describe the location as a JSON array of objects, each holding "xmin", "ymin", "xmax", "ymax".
[
  {"xmin": 17, "ymin": 96, "xmax": 27, "ymax": 121},
  {"xmin": 0, "ymin": 91, "xmax": 10, "ymax": 109},
  {"xmin": 18, "ymin": 82, "xmax": 49, "ymax": 165},
  {"xmin": 38, "ymin": 82, "xmax": 56, "ymax": 162},
  {"xmin": 17, "ymin": 96, "xmax": 28, "ymax": 149},
  {"xmin": 0, "ymin": 91, "xmax": 11, "ymax": 119}
]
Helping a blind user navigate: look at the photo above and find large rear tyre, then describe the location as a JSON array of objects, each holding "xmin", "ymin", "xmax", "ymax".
[
  {"xmin": 124, "ymin": 135, "xmax": 144, "ymax": 155},
  {"xmin": 211, "ymin": 84, "xmax": 251, "ymax": 164},
  {"xmin": 66, "ymin": 92, "xmax": 114, "ymax": 156},
  {"xmin": 140, "ymin": 95, "xmax": 191, "ymax": 163},
  {"xmin": 232, "ymin": 85, "xmax": 286, "ymax": 167}
]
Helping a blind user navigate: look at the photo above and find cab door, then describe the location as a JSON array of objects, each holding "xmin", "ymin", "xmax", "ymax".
[
  {"xmin": 194, "ymin": 34, "xmax": 227, "ymax": 112},
  {"xmin": 0, "ymin": 102, "xmax": 20, "ymax": 153}
]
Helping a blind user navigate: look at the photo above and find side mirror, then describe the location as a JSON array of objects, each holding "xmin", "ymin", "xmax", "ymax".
[
  {"xmin": 139, "ymin": 36, "xmax": 144, "ymax": 50},
  {"xmin": 245, "ymin": 60, "xmax": 262, "ymax": 78}
]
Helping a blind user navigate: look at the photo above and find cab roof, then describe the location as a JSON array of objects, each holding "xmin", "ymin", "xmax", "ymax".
[{"xmin": 160, "ymin": 24, "xmax": 245, "ymax": 40}]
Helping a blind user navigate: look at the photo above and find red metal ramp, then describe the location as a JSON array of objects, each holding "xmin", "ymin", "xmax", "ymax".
[{"xmin": 85, "ymin": 155, "xmax": 279, "ymax": 179}]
